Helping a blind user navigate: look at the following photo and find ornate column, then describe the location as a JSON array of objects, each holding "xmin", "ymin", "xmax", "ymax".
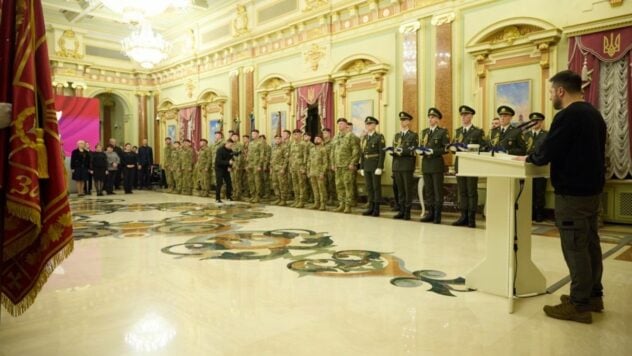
[
  {"xmin": 72, "ymin": 82, "xmax": 86, "ymax": 97},
  {"xmin": 230, "ymin": 69, "xmax": 240, "ymax": 135},
  {"xmin": 372, "ymin": 70, "xmax": 387, "ymax": 129},
  {"xmin": 53, "ymin": 81, "xmax": 66, "ymax": 96},
  {"xmin": 335, "ymin": 77, "xmax": 348, "ymax": 123},
  {"xmin": 260, "ymin": 92, "xmax": 269, "ymax": 130},
  {"xmin": 432, "ymin": 13, "xmax": 455, "ymax": 161},
  {"xmin": 153, "ymin": 92, "xmax": 161, "ymax": 163},
  {"xmin": 136, "ymin": 92, "xmax": 149, "ymax": 143},
  {"xmin": 244, "ymin": 66, "xmax": 254, "ymax": 134},
  {"xmin": 399, "ymin": 21, "xmax": 420, "ymax": 132},
  {"xmin": 101, "ymin": 94, "xmax": 115, "ymax": 143}
]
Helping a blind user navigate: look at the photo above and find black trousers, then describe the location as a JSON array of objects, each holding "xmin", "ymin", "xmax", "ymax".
[
  {"xmin": 123, "ymin": 167, "xmax": 135, "ymax": 193},
  {"xmin": 105, "ymin": 170, "xmax": 116, "ymax": 193},
  {"xmin": 555, "ymin": 194, "xmax": 603, "ymax": 307},
  {"xmin": 139, "ymin": 165, "xmax": 152, "ymax": 188},
  {"xmin": 422, "ymin": 172, "xmax": 444, "ymax": 209},
  {"xmin": 533, "ymin": 178, "xmax": 547, "ymax": 212},
  {"xmin": 215, "ymin": 168, "xmax": 233, "ymax": 200},
  {"xmin": 393, "ymin": 170, "xmax": 414, "ymax": 209},
  {"xmin": 114, "ymin": 169, "xmax": 122, "ymax": 189},
  {"xmin": 364, "ymin": 170, "xmax": 382, "ymax": 204},
  {"xmin": 456, "ymin": 176, "xmax": 478, "ymax": 211}
]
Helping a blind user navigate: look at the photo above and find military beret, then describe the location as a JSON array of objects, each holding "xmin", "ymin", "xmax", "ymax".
[
  {"xmin": 497, "ymin": 105, "xmax": 515, "ymax": 116},
  {"xmin": 365, "ymin": 116, "xmax": 379, "ymax": 125},
  {"xmin": 529, "ymin": 112, "xmax": 545, "ymax": 121},
  {"xmin": 398, "ymin": 111, "xmax": 413, "ymax": 121},
  {"xmin": 459, "ymin": 105, "xmax": 476, "ymax": 115},
  {"xmin": 427, "ymin": 107, "xmax": 442, "ymax": 119},
  {"xmin": 336, "ymin": 117, "xmax": 349, "ymax": 124}
]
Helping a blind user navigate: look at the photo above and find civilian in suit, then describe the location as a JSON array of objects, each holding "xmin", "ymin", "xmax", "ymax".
[{"xmin": 138, "ymin": 138, "xmax": 154, "ymax": 190}]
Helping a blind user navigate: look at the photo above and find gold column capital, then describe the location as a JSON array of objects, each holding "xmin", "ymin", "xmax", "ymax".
[{"xmin": 431, "ymin": 12, "xmax": 455, "ymax": 27}]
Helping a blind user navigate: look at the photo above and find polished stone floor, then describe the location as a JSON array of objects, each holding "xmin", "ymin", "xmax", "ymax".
[{"xmin": 1, "ymin": 191, "xmax": 631, "ymax": 356}]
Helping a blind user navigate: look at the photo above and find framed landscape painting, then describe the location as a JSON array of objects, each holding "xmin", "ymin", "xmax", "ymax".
[{"xmin": 494, "ymin": 80, "xmax": 531, "ymax": 124}]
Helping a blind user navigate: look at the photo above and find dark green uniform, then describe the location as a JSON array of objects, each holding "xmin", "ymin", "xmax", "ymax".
[
  {"xmin": 419, "ymin": 125, "xmax": 449, "ymax": 223},
  {"xmin": 360, "ymin": 116, "xmax": 385, "ymax": 216},
  {"xmin": 391, "ymin": 112, "xmax": 419, "ymax": 220},
  {"xmin": 524, "ymin": 112, "xmax": 548, "ymax": 221},
  {"xmin": 489, "ymin": 125, "xmax": 527, "ymax": 155},
  {"xmin": 452, "ymin": 122, "xmax": 485, "ymax": 227}
]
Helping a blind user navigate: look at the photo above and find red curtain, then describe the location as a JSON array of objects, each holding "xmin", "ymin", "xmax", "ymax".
[
  {"xmin": 1, "ymin": 0, "xmax": 74, "ymax": 316},
  {"xmin": 296, "ymin": 82, "xmax": 334, "ymax": 132},
  {"xmin": 178, "ymin": 106, "xmax": 202, "ymax": 151},
  {"xmin": 568, "ymin": 26, "xmax": 632, "ymax": 158}
]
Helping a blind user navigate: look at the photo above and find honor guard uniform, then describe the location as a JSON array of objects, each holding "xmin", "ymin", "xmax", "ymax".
[
  {"xmin": 489, "ymin": 105, "xmax": 527, "ymax": 155},
  {"xmin": 524, "ymin": 112, "xmax": 548, "ymax": 221},
  {"xmin": 419, "ymin": 108, "xmax": 450, "ymax": 224},
  {"xmin": 392, "ymin": 111, "xmax": 419, "ymax": 220},
  {"xmin": 451, "ymin": 105, "xmax": 485, "ymax": 228},
  {"xmin": 359, "ymin": 116, "xmax": 386, "ymax": 216}
]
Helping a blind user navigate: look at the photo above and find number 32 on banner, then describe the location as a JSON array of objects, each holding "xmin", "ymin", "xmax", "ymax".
[{"xmin": 10, "ymin": 175, "xmax": 39, "ymax": 198}]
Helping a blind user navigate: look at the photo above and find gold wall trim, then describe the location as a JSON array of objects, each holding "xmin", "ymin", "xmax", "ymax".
[{"xmin": 563, "ymin": 14, "xmax": 632, "ymax": 37}]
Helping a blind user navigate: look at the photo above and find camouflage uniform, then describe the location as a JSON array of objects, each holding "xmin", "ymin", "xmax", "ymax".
[
  {"xmin": 302, "ymin": 139, "xmax": 315, "ymax": 203},
  {"xmin": 289, "ymin": 139, "xmax": 308, "ymax": 208},
  {"xmin": 349, "ymin": 133, "xmax": 361, "ymax": 207},
  {"xmin": 230, "ymin": 141, "xmax": 245, "ymax": 200},
  {"xmin": 270, "ymin": 141, "xmax": 290, "ymax": 205},
  {"xmin": 323, "ymin": 137, "xmax": 336, "ymax": 204},
  {"xmin": 171, "ymin": 147, "xmax": 182, "ymax": 194},
  {"xmin": 195, "ymin": 145, "xmax": 212, "ymax": 196},
  {"xmin": 246, "ymin": 138, "xmax": 264, "ymax": 202},
  {"xmin": 180, "ymin": 145, "xmax": 194, "ymax": 195},
  {"xmin": 308, "ymin": 143, "xmax": 329, "ymax": 210},
  {"xmin": 163, "ymin": 144, "xmax": 174, "ymax": 191},
  {"xmin": 333, "ymin": 132, "xmax": 360, "ymax": 213},
  {"xmin": 262, "ymin": 140, "xmax": 272, "ymax": 198}
]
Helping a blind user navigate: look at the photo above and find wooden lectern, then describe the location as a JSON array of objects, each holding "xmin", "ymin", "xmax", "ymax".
[{"xmin": 456, "ymin": 152, "xmax": 549, "ymax": 313}]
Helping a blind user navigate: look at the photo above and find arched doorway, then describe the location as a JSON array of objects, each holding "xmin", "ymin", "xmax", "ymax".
[{"xmin": 93, "ymin": 92, "xmax": 130, "ymax": 146}]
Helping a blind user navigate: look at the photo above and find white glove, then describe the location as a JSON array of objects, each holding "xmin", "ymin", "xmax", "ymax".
[
  {"xmin": 0, "ymin": 102, "xmax": 11, "ymax": 129},
  {"xmin": 375, "ymin": 168, "xmax": 382, "ymax": 175},
  {"xmin": 359, "ymin": 169, "xmax": 364, "ymax": 176},
  {"xmin": 394, "ymin": 147, "xmax": 403, "ymax": 154},
  {"xmin": 425, "ymin": 148, "xmax": 434, "ymax": 155},
  {"xmin": 415, "ymin": 148, "xmax": 426, "ymax": 155},
  {"xmin": 457, "ymin": 145, "xmax": 468, "ymax": 152}
]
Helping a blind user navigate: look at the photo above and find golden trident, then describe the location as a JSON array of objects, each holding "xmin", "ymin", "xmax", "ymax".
[{"xmin": 603, "ymin": 33, "xmax": 621, "ymax": 58}]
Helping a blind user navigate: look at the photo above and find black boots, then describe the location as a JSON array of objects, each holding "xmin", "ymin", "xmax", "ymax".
[
  {"xmin": 452, "ymin": 210, "xmax": 468, "ymax": 226},
  {"xmin": 393, "ymin": 208, "xmax": 405, "ymax": 219},
  {"xmin": 362, "ymin": 203, "xmax": 374, "ymax": 216},
  {"xmin": 468, "ymin": 210, "xmax": 476, "ymax": 228},
  {"xmin": 372, "ymin": 204, "xmax": 380, "ymax": 217},
  {"xmin": 433, "ymin": 207, "xmax": 442, "ymax": 224},
  {"xmin": 420, "ymin": 207, "xmax": 434, "ymax": 222},
  {"xmin": 403, "ymin": 207, "xmax": 411, "ymax": 220}
]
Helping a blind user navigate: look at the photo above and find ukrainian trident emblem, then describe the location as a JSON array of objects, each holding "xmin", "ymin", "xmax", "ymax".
[{"xmin": 603, "ymin": 33, "xmax": 621, "ymax": 58}]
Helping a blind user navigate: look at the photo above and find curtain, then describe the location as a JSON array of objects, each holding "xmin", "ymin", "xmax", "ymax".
[
  {"xmin": 296, "ymin": 82, "xmax": 334, "ymax": 133},
  {"xmin": 178, "ymin": 106, "xmax": 202, "ymax": 151},
  {"xmin": 569, "ymin": 26, "xmax": 632, "ymax": 179}
]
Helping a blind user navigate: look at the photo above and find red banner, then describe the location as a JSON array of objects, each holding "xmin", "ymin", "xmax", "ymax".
[
  {"xmin": 572, "ymin": 26, "xmax": 632, "ymax": 62},
  {"xmin": 1, "ymin": 0, "xmax": 74, "ymax": 316}
]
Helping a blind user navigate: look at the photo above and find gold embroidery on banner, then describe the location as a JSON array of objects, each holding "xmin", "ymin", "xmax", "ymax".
[{"xmin": 603, "ymin": 33, "xmax": 620, "ymax": 58}]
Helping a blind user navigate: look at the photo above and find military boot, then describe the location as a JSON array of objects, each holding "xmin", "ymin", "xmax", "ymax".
[
  {"xmin": 372, "ymin": 204, "xmax": 380, "ymax": 217},
  {"xmin": 452, "ymin": 210, "xmax": 469, "ymax": 226},
  {"xmin": 362, "ymin": 203, "xmax": 374, "ymax": 216},
  {"xmin": 309, "ymin": 202, "xmax": 320, "ymax": 210},
  {"xmin": 343, "ymin": 205, "xmax": 352, "ymax": 214},
  {"xmin": 278, "ymin": 199, "xmax": 286, "ymax": 206},
  {"xmin": 403, "ymin": 207, "xmax": 411, "ymax": 220},
  {"xmin": 296, "ymin": 200, "xmax": 305, "ymax": 208},
  {"xmin": 433, "ymin": 207, "xmax": 442, "ymax": 224},
  {"xmin": 420, "ymin": 207, "xmax": 434, "ymax": 222},
  {"xmin": 334, "ymin": 204, "xmax": 345, "ymax": 212},
  {"xmin": 393, "ymin": 208, "xmax": 405, "ymax": 219},
  {"xmin": 319, "ymin": 200, "xmax": 326, "ymax": 211},
  {"xmin": 467, "ymin": 210, "xmax": 476, "ymax": 228}
]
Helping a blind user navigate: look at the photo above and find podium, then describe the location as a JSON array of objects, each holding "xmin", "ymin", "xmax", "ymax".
[{"xmin": 456, "ymin": 152, "xmax": 549, "ymax": 313}]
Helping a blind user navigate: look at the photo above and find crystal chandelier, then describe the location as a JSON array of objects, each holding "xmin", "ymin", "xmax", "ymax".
[
  {"xmin": 98, "ymin": 0, "xmax": 189, "ymax": 23},
  {"xmin": 121, "ymin": 22, "xmax": 169, "ymax": 69}
]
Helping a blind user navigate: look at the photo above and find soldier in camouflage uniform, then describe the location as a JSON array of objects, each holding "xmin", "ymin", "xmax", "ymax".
[
  {"xmin": 451, "ymin": 105, "xmax": 485, "ymax": 228},
  {"xmin": 194, "ymin": 138, "xmax": 211, "ymax": 197},
  {"xmin": 332, "ymin": 118, "xmax": 360, "ymax": 213},
  {"xmin": 171, "ymin": 141, "xmax": 182, "ymax": 194},
  {"xmin": 419, "ymin": 108, "xmax": 450, "ymax": 224},
  {"xmin": 261, "ymin": 135, "xmax": 272, "ymax": 199},
  {"xmin": 163, "ymin": 137, "xmax": 174, "ymax": 192},
  {"xmin": 180, "ymin": 139, "xmax": 195, "ymax": 195},
  {"xmin": 346, "ymin": 122, "xmax": 361, "ymax": 207},
  {"xmin": 229, "ymin": 133, "xmax": 245, "ymax": 200},
  {"xmin": 270, "ymin": 132, "xmax": 290, "ymax": 205},
  {"xmin": 488, "ymin": 105, "xmax": 526, "ymax": 155},
  {"xmin": 359, "ymin": 116, "xmax": 386, "ymax": 217},
  {"xmin": 246, "ymin": 130, "xmax": 264, "ymax": 203},
  {"xmin": 322, "ymin": 128, "xmax": 336, "ymax": 205},
  {"xmin": 302, "ymin": 132, "xmax": 315, "ymax": 204},
  {"xmin": 240, "ymin": 135, "xmax": 250, "ymax": 199},
  {"xmin": 308, "ymin": 135, "xmax": 329, "ymax": 210},
  {"xmin": 289, "ymin": 129, "xmax": 308, "ymax": 208}
]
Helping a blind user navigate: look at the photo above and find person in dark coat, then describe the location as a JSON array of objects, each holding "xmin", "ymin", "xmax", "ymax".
[
  {"xmin": 215, "ymin": 139, "xmax": 235, "ymax": 203},
  {"xmin": 120, "ymin": 143, "xmax": 138, "ymax": 194},
  {"xmin": 138, "ymin": 138, "xmax": 154, "ymax": 189},
  {"xmin": 90, "ymin": 143, "xmax": 108, "ymax": 196},
  {"xmin": 70, "ymin": 140, "xmax": 91, "ymax": 197}
]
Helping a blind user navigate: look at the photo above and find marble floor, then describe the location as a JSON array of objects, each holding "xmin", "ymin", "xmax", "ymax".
[{"xmin": 1, "ymin": 191, "xmax": 631, "ymax": 356}]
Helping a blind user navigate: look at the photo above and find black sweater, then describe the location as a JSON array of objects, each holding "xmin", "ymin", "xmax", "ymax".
[
  {"xmin": 527, "ymin": 101, "xmax": 606, "ymax": 196},
  {"xmin": 215, "ymin": 146, "xmax": 233, "ymax": 169}
]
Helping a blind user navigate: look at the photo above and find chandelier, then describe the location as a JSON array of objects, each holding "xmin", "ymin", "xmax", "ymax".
[
  {"xmin": 121, "ymin": 22, "xmax": 169, "ymax": 69},
  {"xmin": 98, "ymin": 0, "xmax": 189, "ymax": 23}
]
